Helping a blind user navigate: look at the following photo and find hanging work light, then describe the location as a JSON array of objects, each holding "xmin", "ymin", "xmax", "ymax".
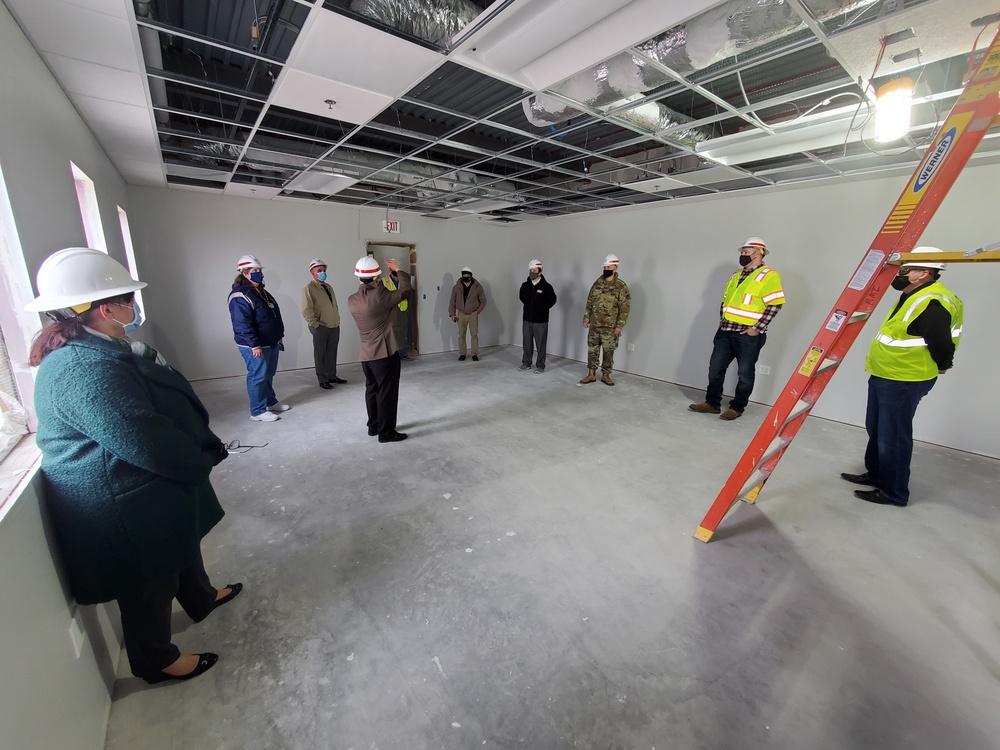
[{"xmin": 874, "ymin": 77, "xmax": 914, "ymax": 143}]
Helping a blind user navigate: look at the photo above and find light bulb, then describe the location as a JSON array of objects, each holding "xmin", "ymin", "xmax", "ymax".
[{"xmin": 874, "ymin": 78, "xmax": 913, "ymax": 143}]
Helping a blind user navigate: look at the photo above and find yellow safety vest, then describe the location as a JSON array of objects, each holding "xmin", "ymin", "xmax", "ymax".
[
  {"xmin": 383, "ymin": 274, "xmax": 408, "ymax": 312},
  {"xmin": 866, "ymin": 281, "xmax": 962, "ymax": 381},
  {"xmin": 721, "ymin": 265, "xmax": 785, "ymax": 325}
]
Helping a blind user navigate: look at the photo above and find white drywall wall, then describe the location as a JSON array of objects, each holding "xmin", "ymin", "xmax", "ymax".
[
  {"xmin": 124, "ymin": 187, "xmax": 514, "ymax": 380},
  {"xmin": 507, "ymin": 165, "xmax": 1000, "ymax": 458}
]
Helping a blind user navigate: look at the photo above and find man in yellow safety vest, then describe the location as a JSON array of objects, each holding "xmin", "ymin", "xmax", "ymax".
[
  {"xmin": 841, "ymin": 247, "xmax": 963, "ymax": 506},
  {"xmin": 689, "ymin": 237, "xmax": 786, "ymax": 420}
]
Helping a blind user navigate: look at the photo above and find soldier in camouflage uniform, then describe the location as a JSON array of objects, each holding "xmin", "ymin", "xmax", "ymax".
[{"xmin": 581, "ymin": 253, "xmax": 631, "ymax": 386}]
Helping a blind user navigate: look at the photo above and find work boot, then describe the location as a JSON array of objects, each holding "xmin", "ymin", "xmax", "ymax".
[
  {"xmin": 688, "ymin": 402, "xmax": 721, "ymax": 414},
  {"xmin": 601, "ymin": 372, "xmax": 614, "ymax": 386},
  {"xmin": 579, "ymin": 370, "xmax": 596, "ymax": 384},
  {"xmin": 720, "ymin": 409, "xmax": 743, "ymax": 421}
]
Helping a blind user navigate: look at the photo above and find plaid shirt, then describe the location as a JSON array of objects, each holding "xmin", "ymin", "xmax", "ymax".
[{"xmin": 718, "ymin": 265, "xmax": 782, "ymax": 333}]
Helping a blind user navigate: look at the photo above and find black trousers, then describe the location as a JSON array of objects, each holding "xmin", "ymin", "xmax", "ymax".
[
  {"xmin": 310, "ymin": 325, "xmax": 341, "ymax": 384},
  {"xmin": 362, "ymin": 352, "xmax": 401, "ymax": 437},
  {"xmin": 117, "ymin": 551, "xmax": 216, "ymax": 679}
]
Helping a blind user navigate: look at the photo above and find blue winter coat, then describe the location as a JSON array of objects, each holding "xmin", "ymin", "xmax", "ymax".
[
  {"xmin": 228, "ymin": 282, "xmax": 284, "ymax": 348},
  {"xmin": 34, "ymin": 333, "xmax": 225, "ymax": 604}
]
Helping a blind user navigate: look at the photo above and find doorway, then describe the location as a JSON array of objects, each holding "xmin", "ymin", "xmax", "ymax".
[{"xmin": 366, "ymin": 241, "xmax": 418, "ymax": 357}]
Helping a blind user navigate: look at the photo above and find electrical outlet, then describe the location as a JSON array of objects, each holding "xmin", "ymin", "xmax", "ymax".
[
  {"xmin": 758, "ymin": 364, "xmax": 771, "ymax": 375},
  {"xmin": 68, "ymin": 610, "xmax": 84, "ymax": 659},
  {"xmin": 627, "ymin": 343, "xmax": 635, "ymax": 351}
]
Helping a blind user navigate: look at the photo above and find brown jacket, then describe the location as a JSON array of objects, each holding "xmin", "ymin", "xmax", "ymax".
[
  {"xmin": 348, "ymin": 270, "xmax": 411, "ymax": 361},
  {"xmin": 300, "ymin": 280, "xmax": 340, "ymax": 329},
  {"xmin": 449, "ymin": 278, "xmax": 487, "ymax": 316}
]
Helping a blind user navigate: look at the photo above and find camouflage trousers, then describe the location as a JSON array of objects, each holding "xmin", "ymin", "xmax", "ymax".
[{"xmin": 587, "ymin": 327, "xmax": 619, "ymax": 373}]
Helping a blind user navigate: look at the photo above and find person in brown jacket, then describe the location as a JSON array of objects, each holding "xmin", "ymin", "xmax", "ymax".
[
  {"xmin": 449, "ymin": 266, "xmax": 487, "ymax": 361},
  {"xmin": 301, "ymin": 258, "xmax": 346, "ymax": 390},
  {"xmin": 347, "ymin": 256, "xmax": 413, "ymax": 443}
]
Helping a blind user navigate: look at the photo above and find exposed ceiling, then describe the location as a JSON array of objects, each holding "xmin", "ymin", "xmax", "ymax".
[{"xmin": 7, "ymin": 0, "xmax": 1000, "ymax": 222}]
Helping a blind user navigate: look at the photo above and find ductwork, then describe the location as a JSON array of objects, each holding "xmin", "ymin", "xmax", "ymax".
[
  {"xmin": 349, "ymin": 0, "xmax": 481, "ymax": 48},
  {"xmin": 523, "ymin": 0, "xmax": 879, "ymax": 135}
]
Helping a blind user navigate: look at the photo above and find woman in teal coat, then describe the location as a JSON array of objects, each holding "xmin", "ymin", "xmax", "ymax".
[{"xmin": 26, "ymin": 248, "xmax": 242, "ymax": 684}]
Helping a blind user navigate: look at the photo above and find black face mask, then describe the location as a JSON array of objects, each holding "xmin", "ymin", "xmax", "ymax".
[
  {"xmin": 890, "ymin": 275, "xmax": 911, "ymax": 290},
  {"xmin": 739, "ymin": 255, "xmax": 753, "ymax": 267},
  {"xmin": 462, "ymin": 275, "xmax": 472, "ymax": 283},
  {"xmin": 602, "ymin": 269, "xmax": 614, "ymax": 278}
]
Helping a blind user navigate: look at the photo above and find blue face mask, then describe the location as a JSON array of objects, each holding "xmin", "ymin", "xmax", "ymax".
[
  {"xmin": 249, "ymin": 271, "xmax": 264, "ymax": 284},
  {"xmin": 112, "ymin": 302, "xmax": 143, "ymax": 334},
  {"xmin": 317, "ymin": 271, "xmax": 328, "ymax": 282}
]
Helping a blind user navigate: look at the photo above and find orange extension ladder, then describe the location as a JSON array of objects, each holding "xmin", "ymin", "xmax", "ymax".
[{"xmin": 694, "ymin": 28, "xmax": 1000, "ymax": 543}]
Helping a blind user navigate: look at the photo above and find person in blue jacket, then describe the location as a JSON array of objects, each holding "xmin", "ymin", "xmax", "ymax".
[
  {"xmin": 25, "ymin": 247, "xmax": 242, "ymax": 685},
  {"xmin": 229, "ymin": 254, "xmax": 289, "ymax": 422}
]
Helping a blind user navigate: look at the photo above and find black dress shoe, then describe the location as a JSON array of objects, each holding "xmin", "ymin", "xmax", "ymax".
[
  {"xmin": 841, "ymin": 471, "xmax": 876, "ymax": 485},
  {"xmin": 378, "ymin": 431, "xmax": 408, "ymax": 443},
  {"xmin": 319, "ymin": 382, "xmax": 333, "ymax": 390},
  {"xmin": 144, "ymin": 653, "xmax": 219, "ymax": 685},
  {"xmin": 854, "ymin": 488, "xmax": 905, "ymax": 506},
  {"xmin": 472, "ymin": 355, "xmax": 479, "ymax": 361},
  {"xmin": 330, "ymin": 376, "xmax": 347, "ymax": 384},
  {"xmin": 214, "ymin": 582, "xmax": 243, "ymax": 609},
  {"xmin": 368, "ymin": 427, "xmax": 378, "ymax": 437},
  {"xmin": 459, "ymin": 355, "xmax": 466, "ymax": 361}
]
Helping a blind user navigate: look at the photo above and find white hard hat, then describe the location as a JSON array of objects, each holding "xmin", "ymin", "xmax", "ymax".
[
  {"xmin": 354, "ymin": 256, "xmax": 381, "ymax": 278},
  {"xmin": 741, "ymin": 237, "xmax": 767, "ymax": 255},
  {"xmin": 461, "ymin": 266, "xmax": 473, "ymax": 274},
  {"xmin": 603, "ymin": 254, "xmax": 620, "ymax": 267},
  {"xmin": 901, "ymin": 246, "xmax": 946, "ymax": 271},
  {"xmin": 528, "ymin": 259, "xmax": 542, "ymax": 270},
  {"xmin": 308, "ymin": 258, "xmax": 327, "ymax": 271},
  {"xmin": 25, "ymin": 247, "xmax": 147, "ymax": 313},
  {"xmin": 237, "ymin": 254, "xmax": 263, "ymax": 271}
]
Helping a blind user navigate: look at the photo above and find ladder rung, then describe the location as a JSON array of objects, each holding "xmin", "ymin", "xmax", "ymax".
[
  {"xmin": 849, "ymin": 311, "xmax": 870, "ymax": 323},
  {"xmin": 759, "ymin": 435, "xmax": 790, "ymax": 465},
  {"xmin": 782, "ymin": 398, "xmax": 812, "ymax": 427},
  {"xmin": 815, "ymin": 358, "xmax": 839, "ymax": 375}
]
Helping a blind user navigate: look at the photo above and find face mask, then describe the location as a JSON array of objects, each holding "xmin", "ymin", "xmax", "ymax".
[
  {"xmin": 739, "ymin": 254, "xmax": 753, "ymax": 267},
  {"xmin": 316, "ymin": 271, "xmax": 327, "ymax": 282},
  {"xmin": 602, "ymin": 269, "xmax": 614, "ymax": 278},
  {"xmin": 462, "ymin": 275, "xmax": 472, "ymax": 283},
  {"xmin": 112, "ymin": 302, "xmax": 143, "ymax": 334},
  {"xmin": 529, "ymin": 271, "xmax": 539, "ymax": 280},
  {"xmin": 361, "ymin": 277, "xmax": 375, "ymax": 285},
  {"xmin": 891, "ymin": 275, "xmax": 911, "ymax": 290},
  {"xmin": 249, "ymin": 271, "xmax": 264, "ymax": 284}
]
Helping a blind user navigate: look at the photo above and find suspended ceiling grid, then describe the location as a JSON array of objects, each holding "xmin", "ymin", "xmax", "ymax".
[{"xmin": 6, "ymin": 0, "xmax": 1000, "ymax": 222}]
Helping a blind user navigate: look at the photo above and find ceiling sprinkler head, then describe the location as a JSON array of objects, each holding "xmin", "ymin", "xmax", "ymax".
[{"xmin": 324, "ymin": 99, "xmax": 337, "ymax": 109}]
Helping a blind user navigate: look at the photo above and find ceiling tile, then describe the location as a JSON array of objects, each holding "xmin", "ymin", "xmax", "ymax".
[
  {"xmin": 45, "ymin": 53, "xmax": 147, "ymax": 106},
  {"xmin": 72, "ymin": 94, "xmax": 153, "ymax": 132},
  {"xmin": 224, "ymin": 183, "xmax": 284, "ymax": 199},
  {"xmin": 271, "ymin": 69, "xmax": 393, "ymax": 128}
]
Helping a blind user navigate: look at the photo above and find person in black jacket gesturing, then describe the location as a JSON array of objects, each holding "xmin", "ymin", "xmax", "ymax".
[
  {"xmin": 518, "ymin": 259, "xmax": 557, "ymax": 373},
  {"xmin": 228, "ymin": 254, "xmax": 289, "ymax": 422}
]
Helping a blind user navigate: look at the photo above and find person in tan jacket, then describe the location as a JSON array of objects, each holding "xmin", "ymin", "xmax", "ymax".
[
  {"xmin": 449, "ymin": 266, "xmax": 487, "ymax": 361},
  {"xmin": 347, "ymin": 256, "xmax": 413, "ymax": 443},
  {"xmin": 301, "ymin": 258, "xmax": 346, "ymax": 390}
]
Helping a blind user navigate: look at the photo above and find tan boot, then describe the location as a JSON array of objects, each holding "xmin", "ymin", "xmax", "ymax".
[
  {"xmin": 579, "ymin": 370, "xmax": 596, "ymax": 384},
  {"xmin": 601, "ymin": 372, "xmax": 614, "ymax": 386},
  {"xmin": 688, "ymin": 402, "xmax": 721, "ymax": 414}
]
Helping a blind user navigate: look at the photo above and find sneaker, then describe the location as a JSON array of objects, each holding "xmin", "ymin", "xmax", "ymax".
[
  {"xmin": 267, "ymin": 402, "xmax": 291, "ymax": 412},
  {"xmin": 534, "ymin": 368, "xmax": 544, "ymax": 374},
  {"xmin": 250, "ymin": 411, "xmax": 279, "ymax": 422},
  {"xmin": 518, "ymin": 364, "xmax": 531, "ymax": 371}
]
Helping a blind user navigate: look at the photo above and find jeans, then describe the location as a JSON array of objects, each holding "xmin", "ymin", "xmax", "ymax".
[
  {"xmin": 705, "ymin": 329, "xmax": 766, "ymax": 413},
  {"xmin": 522, "ymin": 321, "xmax": 548, "ymax": 369},
  {"xmin": 864, "ymin": 375, "xmax": 935, "ymax": 505},
  {"xmin": 239, "ymin": 345, "xmax": 280, "ymax": 416}
]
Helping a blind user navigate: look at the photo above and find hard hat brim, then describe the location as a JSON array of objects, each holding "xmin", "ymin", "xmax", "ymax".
[{"xmin": 25, "ymin": 280, "xmax": 148, "ymax": 313}]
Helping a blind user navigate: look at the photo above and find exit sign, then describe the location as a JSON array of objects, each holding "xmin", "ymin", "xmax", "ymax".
[{"xmin": 382, "ymin": 220, "xmax": 401, "ymax": 233}]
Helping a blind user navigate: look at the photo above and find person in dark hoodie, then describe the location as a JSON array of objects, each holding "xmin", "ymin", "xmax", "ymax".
[
  {"xmin": 26, "ymin": 247, "xmax": 241, "ymax": 686},
  {"xmin": 518, "ymin": 258, "xmax": 557, "ymax": 373},
  {"xmin": 229, "ymin": 254, "xmax": 288, "ymax": 422}
]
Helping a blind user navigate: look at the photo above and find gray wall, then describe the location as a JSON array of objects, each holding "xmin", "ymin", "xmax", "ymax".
[
  {"xmin": 0, "ymin": 6, "xmax": 126, "ymax": 749},
  {"xmin": 125, "ymin": 187, "xmax": 514, "ymax": 379},
  {"xmin": 507, "ymin": 165, "xmax": 1000, "ymax": 458}
]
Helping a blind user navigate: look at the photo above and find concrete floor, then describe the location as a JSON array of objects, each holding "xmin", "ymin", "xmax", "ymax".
[{"xmin": 104, "ymin": 347, "xmax": 1000, "ymax": 750}]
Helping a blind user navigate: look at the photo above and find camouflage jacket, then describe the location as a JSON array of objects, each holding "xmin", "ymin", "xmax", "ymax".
[{"xmin": 584, "ymin": 275, "xmax": 630, "ymax": 329}]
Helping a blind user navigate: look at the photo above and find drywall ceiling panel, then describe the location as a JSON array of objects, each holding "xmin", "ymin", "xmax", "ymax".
[
  {"xmin": 44, "ymin": 53, "xmax": 147, "ymax": 107},
  {"xmin": 6, "ymin": 0, "xmax": 139, "ymax": 71},
  {"xmin": 829, "ymin": 0, "xmax": 998, "ymax": 78},
  {"xmin": 290, "ymin": 8, "xmax": 443, "ymax": 97},
  {"xmin": 271, "ymin": 69, "xmax": 393, "ymax": 126}
]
